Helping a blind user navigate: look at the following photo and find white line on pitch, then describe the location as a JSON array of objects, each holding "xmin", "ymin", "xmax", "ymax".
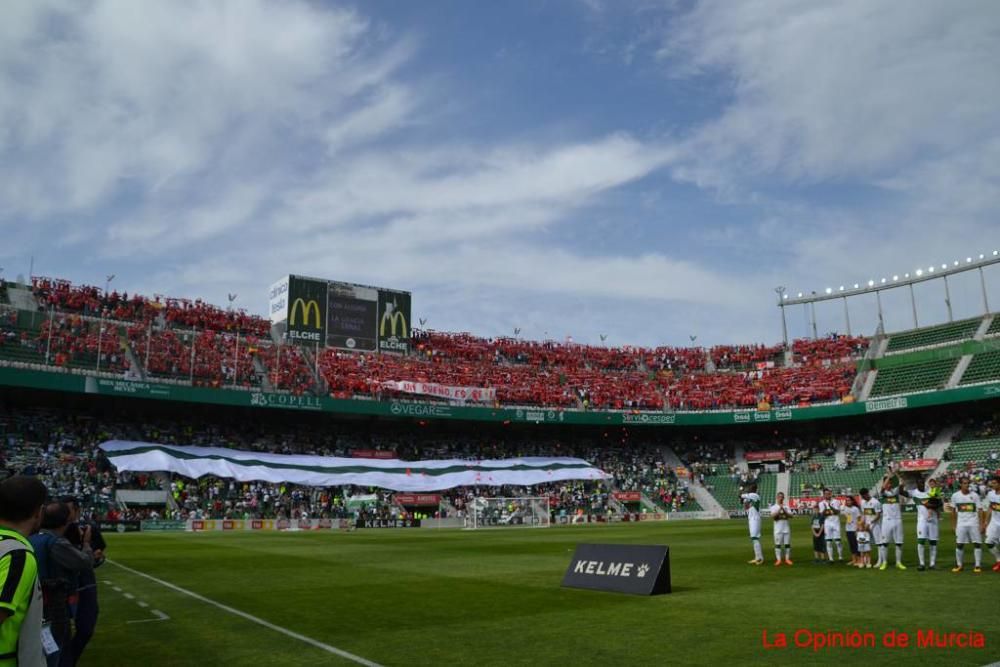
[
  {"xmin": 107, "ymin": 559, "xmax": 382, "ymax": 667},
  {"xmin": 126, "ymin": 609, "xmax": 170, "ymax": 625},
  {"xmin": 137, "ymin": 601, "xmax": 149, "ymax": 608},
  {"xmin": 123, "ymin": 593, "xmax": 134, "ymax": 600},
  {"xmin": 112, "ymin": 586, "xmax": 122, "ymax": 592}
]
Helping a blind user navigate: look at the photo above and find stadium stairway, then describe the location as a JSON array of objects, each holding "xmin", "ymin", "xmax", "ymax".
[
  {"xmin": 639, "ymin": 494, "xmax": 661, "ymax": 513},
  {"xmin": 946, "ymin": 355, "xmax": 973, "ymax": 388},
  {"xmin": 4, "ymin": 285, "xmax": 40, "ymax": 312},
  {"xmin": 155, "ymin": 472, "xmax": 179, "ymax": 512},
  {"xmin": 775, "ymin": 471, "xmax": 790, "ymax": 499},
  {"xmin": 300, "ymin": 346, "xmax": 324, "ymax": 393},
  {"xmin": 125, "ymin": 344, "xmax": 147, "ymax": 381},
  {"xmin": 927, "ymin": 423, "xmax": 966, "ymax": 478},
  {"xmin": 734, "ymin": 444, "xmax": 748, "ymax": 473},
  {"xmin": 687, "ymin": 484, "xmax": 727, "ymax": 517},
  {"xmin": 657, "ymin": 445, "xmax": 727, "ymax": 517},
  {"xmin": 253, "ymin": 355, "xmax": 274, "ymax": 392},
  {"xmin": 835, "ymin": 442, "xmax": 847, "ymax": 467}
]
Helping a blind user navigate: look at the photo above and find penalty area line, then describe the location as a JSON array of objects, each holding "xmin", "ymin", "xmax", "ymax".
[{"xmin": 107, "ymin": 559, "xmax": 382, "ymax": 667}]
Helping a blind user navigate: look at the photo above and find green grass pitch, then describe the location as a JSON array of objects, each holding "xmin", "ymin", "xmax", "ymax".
[{"xmin": 89, "ymin": 518, "xmax": 1000, "ymax": 666}]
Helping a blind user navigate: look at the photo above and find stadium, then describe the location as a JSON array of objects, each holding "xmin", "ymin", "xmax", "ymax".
[
  {"xmin": 2, "ymin": 3, "xmax": 1000, "ymax": 667},
  {"xmin": 3, "ymin": 259, "xmax": 1000, "ymax": 666}
]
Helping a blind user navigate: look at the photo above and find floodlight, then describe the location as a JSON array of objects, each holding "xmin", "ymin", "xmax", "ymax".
[
  {"xmin": 916, "ymin": 269, "xmax": 923, "ymax": 276},
  {"xmin": 867, "ymin": 280, "xmax": 875, "ymax": 287},
  {"xmin": 928, "ymin": 266, "xmax": 935, "ymax": 273},
  {"xmin": 854, "ymin": 283, "xmax": 860, "ymax": 289},
  {"xmin": 825, "ymin": 287, "xmax": 832, "ymax": 294},
  {"xmin": 966, "ymin": 257, "xmax": 972, "ymax": 263},
  {"xmin": 797, "ymin": 292, "xmax": 803, "ymax": 298}
]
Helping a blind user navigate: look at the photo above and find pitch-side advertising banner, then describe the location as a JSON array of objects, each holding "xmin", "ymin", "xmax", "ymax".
[
  {"xmin": 100, "ymin": 441, "xmax": 609, "ymax": 492},
  {"xmin": 744, "ymin": 450, "xmax": 786, "ymax": 462},
  {"xmin": 381, "ymin": 381, "xmax": 496, "ymax": 403},
  {"xmin": 896, "ymin": 458, "xmax": 939, "ymax": 471}
]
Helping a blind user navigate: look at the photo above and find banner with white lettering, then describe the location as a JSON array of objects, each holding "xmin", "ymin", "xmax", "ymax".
[
  {"xmin": 380, "ymin": 380, "xmax": 496, "ymax": 403},
  {"xmin": 100, "ymin": 441, "xmax": 609, "ymax": 492},
  {"xmin": 562, "ymin": 543, "xmax": 671, "ymax": 595}
]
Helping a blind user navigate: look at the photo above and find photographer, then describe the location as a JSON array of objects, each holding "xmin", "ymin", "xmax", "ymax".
[
  {"xmin": 28, "ymin": 503, "xmax": 93, "ymax": 667},
  {"xmin": 60, "ymin": 498, "xmax": 104, "ymax": 667}
]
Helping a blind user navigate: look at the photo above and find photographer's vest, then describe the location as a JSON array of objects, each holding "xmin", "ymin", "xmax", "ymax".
[{"xmin": 0, "ymin": 535, "xmax": 45, "ymax": 667}]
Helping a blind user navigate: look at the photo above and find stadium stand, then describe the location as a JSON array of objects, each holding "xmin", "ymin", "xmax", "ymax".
[
  {"xmin": 959, "ymin": 349, "xmax": 1000, "ymax": 386},
  {"xmin": 869, "ymin": 358, "xmax": 958, "ymax": 397},
  {"xmin": 987, "ymin": 316, "xmax": 1000, "ymax": 337},
  {"xmin": 6, "ymin": 276, "xmax": 1000, "ymax": 411},
  {"xmin": 885, "ymin": 316, "xmax": 983, "ymax": 353},
  {"xmin": 0, "ymin": 405, "xmax": 701, "ymax": 521}
]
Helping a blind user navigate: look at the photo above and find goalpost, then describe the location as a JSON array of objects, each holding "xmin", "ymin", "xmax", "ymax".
[{"xmin": 463, "ymin": 497, "xmax": 551, "ymax": 530}]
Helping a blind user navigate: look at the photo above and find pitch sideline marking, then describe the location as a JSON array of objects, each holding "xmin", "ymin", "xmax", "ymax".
[
  {"xmin": 126, "ymin": 609, "xmax": 170, "ymax": 625},
  {"xmin": 107, "ymin": 559, "xmax": 383, "ymax": 667}
]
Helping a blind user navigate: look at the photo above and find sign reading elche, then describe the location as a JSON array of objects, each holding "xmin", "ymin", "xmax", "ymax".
[{"xmin": 561, "ymin": 544, "xmax": 671, "ymax": 595}]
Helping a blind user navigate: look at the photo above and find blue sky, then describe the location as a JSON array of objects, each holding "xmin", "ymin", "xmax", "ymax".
[{"xmin": 1, "ymin": 0, "xmax": 998, "ymax": 345}]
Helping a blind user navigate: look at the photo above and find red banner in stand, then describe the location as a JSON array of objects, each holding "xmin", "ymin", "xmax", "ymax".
[
  {"xmin": 896, "ymin": 458, "xmax": 939, "ymax": 472},
  {"xmin": 744, "ymin": 450, "xmax": 786, "ymax": 462},
  {"xmin": 394, "ymin": 494, "xmax": 442, "ymax": 506},
  {"xmin": 351, "ymin": 449, "xmax": 397, "ymax": 459},
  {"xmin": 612, "ymin": 491, "xmax": 642, "ymax": 502}
]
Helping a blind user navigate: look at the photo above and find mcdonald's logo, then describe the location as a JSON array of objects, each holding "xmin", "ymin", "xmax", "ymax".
[
  {"xmin": 289, "ymin": 298, "xmax": 322, "ymax": 329},
  {"xmin": 380, "ymin": 304, "xmax": 408, "ymax": 338}
]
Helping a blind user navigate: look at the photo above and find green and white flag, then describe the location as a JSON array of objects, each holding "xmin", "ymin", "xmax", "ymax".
[{"xmin": 99, "ymin": 441, "xmax": 610, "ymax": 492}]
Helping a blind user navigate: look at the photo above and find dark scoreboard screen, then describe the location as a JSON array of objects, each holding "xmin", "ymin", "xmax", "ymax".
[{"xmin": 326, "ymin": 283, "xmax": 378, "ymax": 351}]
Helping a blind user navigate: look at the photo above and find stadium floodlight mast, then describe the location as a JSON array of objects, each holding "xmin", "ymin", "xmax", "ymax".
[
  {"xmin": 774, "ymin": 287, "xmax": 788, "ymax": 348},
  {"xmin": 778, "ymin": 250, "xmax": 999, "ymax": 338}
]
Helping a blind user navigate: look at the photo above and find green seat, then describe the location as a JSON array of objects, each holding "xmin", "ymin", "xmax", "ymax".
[
  {"xmin": 869, "ymin": 358, "xmax": 957, "ymax": 397},
  {"xmin": 886, "ymin": 317, "xmax": 982, "ymax": 353},
  {"xmin": 959, "ymin": 350, "xmax": 1000, "ymax": 385}
]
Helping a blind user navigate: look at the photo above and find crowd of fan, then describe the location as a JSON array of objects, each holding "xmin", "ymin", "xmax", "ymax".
[
  {"xmin": 0, "ymin": 407, "xmax": 699, "ymax": 522},
  {"xmin": 31, "ymin": 277, "xmax": 270, "ymax": 336},
  {"xmin": 10, "ymin": 278, "xmax": 874, "ymax": 412}
]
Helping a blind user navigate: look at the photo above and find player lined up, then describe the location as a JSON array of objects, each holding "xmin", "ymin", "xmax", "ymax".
[{"xmin": 740, "ymin": 474, "xmax": 1000, "ymax": 573}]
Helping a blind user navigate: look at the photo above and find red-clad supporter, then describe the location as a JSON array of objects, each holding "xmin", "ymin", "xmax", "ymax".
[
  {"xmin": 20, "ymin": 277, "xmax": 871, "ymax": 411},
  {"xmin": 792, "ymin": 335, "xmax": 869, "ymax": 364},
  {"xmin": 255, "ymin": 344, "xmax": 316, "ymax": 395},
  {"xmin": 709, "ymin": 343, "xmax": 784, "ymax": 369},
  {"xmin": 31, "ymin": 277, "xmax": 269, "ymax": 337}
]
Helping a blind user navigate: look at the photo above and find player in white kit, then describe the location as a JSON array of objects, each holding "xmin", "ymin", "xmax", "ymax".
[
  {"xmin": 769, "ymin": 492, "xmax": 793, "ymax": 566},
  {"xmin": 878, "ymin": 474, "xmax": 906, "ymax": 570},
  {"xmin": 859, "ymin": 488, "xmax": 883, "ymax": 567},
  {"xmin": 906, "ymin": 477, "xmax": 942, "ymax": 571},
  {"xmin": 985, "ymin": 476, "xmax": 1000, "ymax": 572},
  {"xmin": 817, "ymin": 488, "xmax": 844, "ymax": 563},
  {"xmin": 950, "ymin": 477, "xmax": 983, "ymax": 573},
  {"xmin": 741, "ymin": 483, "xmax": 764, "ymax": 565}
]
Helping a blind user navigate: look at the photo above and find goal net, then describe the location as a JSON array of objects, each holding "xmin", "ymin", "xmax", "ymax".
[{"xmin": 463, "ymin": 496, "xmax": 551, "ymax": 530}]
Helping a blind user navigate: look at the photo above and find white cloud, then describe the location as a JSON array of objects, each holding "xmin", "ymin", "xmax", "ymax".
[
  {"xmin": 664, "ymin": 1, "xmax": 1000, "ymax": 183},
  {"xmin": 6, "ymin": 0, "xmax": 996, "ymax": 346}
]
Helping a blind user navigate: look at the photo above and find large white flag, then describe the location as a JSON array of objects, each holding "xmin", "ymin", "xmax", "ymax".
[{"xmin": 99, "ymin": 441, "xmax": 609, "ymax": 492}]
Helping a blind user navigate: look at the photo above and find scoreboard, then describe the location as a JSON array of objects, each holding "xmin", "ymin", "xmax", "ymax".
[{"xmin": 269, "ymin": 275, "xmax": 411, "ymax": 353}]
